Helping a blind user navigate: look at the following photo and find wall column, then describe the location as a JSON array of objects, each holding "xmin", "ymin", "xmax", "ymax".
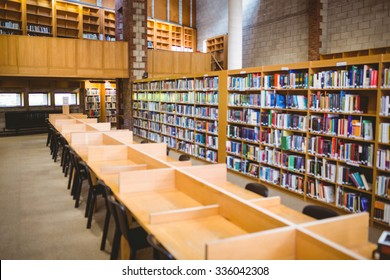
[
  {"xmin": 228, "ymin": 0, "xmax": 242, "ymax": 70},
  {"xmin": 116, "ymin": 0, "xmax": 147, "ymax": 129},
  {"xmin": 308, "ymin": 0, "xmax": 322, "ymax": 60}
]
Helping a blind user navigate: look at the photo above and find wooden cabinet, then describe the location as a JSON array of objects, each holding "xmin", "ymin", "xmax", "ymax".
[
  {"xmin": 0, "ymin": 0, "xmax": 22, "ymax": 35},
  {"xmin": 207, "ymin": 34, "xmax": 228, "ymax": 71},
  {"xmin": 183, "ymin": 27, "xmax": 196, "ymax": 52}
]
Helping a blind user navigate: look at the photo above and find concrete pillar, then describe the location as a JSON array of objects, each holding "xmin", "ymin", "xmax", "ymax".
[{"xmin": 228, "ymin": 0, "xmax": 242, "ymax": 70}]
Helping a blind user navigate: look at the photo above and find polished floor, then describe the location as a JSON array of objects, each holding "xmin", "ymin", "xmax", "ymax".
[{"xmin": 0, "ymin": 133, "xmax": 384, "ymax": 259}]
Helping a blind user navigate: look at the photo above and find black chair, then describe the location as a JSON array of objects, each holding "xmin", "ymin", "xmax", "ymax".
[
  {"xmin": 147, "ymin": 234, "xmax": 175, "ymax": 260},
  {"xmin": 46, "ymin": 119, "xmax": 52, "ymax": 147},
  {"xmin": 140, "ymin": 140, "xmax": 148, "ymax": 144},
  {"xmin": 245, "ymin": 183, "xmax": 269, "ymax": 197},
  {"xmin": 302, "ymin": 205, "xmax": 339, "ymax": 220},
  {"xmin": 104, "ymin": 186, "xmax": 149, "ymax": 260},
  {"xmin": 178, "ymin": 154, "xmax": 190, "ymax": 161},
  {"xmin": 69, "ymin": 150, "xmax": 88, "ymax": 208}
]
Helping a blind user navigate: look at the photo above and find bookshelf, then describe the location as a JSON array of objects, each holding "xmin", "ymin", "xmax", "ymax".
[
  {"xmin": 26, "ymin": 0, "xmax": 53, "ymax": 37},
  {"xmin": 225, "ymin": 57, "xmax": 390, "ymax": 229},
  {"xmin": 85, "ymin": 87, "xmax": 100, "ymax": 119},
  {"xmin": 206, "ymin": 34, "xmax": 228, "ymax": 71},
  {"xmin": 103, "ymin": 9, "xmax": 115, "ymax": 41},
  {"xmin": 375, "ymin": 53, "xmax": 390, "ymax": 227},
  {"xmin": 132, "ymin": 72, "xmax": 227, "ymax": 163},
  {"xmin": 55, "ymin": 1, "xmax": 80, "ymax": 39},
  {"xmin": 146, "ymin": 18, "xmax": 197, "ymax": 52},
  {"xmin": 82, "ymin": 6, "xmax": 100, "ymax": 40},
  {"xmin": 104, "ymin": 86, "xmax": 117, "ymax": 124},
  {"xmin": 0, "ymin": 0, "xmax": 23, "ymax": 35}
]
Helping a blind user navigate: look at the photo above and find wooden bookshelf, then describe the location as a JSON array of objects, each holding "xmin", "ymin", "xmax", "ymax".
[
  {"xmin": 147, "ymin": 18, "xmax": 196, "ymax": 52},
  {"xmin": 55, "ymin": 1, "xmax": 80, "ymax": 39},
  {"xmin": 104, "ymin": 86, "xmax": 117, "ymax": 124},
  {"xmin": 0, "ymin": 0, "xmax": 23, "ymax": 35},
  {"xmin": 103, "ymin": 9, "xmax": 115, "ymax": 41},
  {"xmin": 82, "ymin": 6, "xmax": 100, "ymax": 40},
  {"xmin": 25, "ymin": 0, "xmax": 53, "ymax": 37},
  {"xmin": 206, "ymin": 34, "xmax": 228, "ymax": 71},
  {"xmin": 132, "ymin": 72, "xmax": 227, "ymax": 163},
  {"xmin": 85, "ymin": 86, "xmax": 100, "ymax": 119},
  {"xmin": 321, "ymin": 47, "xmax": 390, "ymax": 60}
]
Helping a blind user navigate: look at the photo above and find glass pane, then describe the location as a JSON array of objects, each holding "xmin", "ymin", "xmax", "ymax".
[
  {"xmin": 29, "ymin": 93, "xmax": 50, "ymax": 106},
  {"xmin": 0, "ymin": 93, "xmax": 23, "ymax": 107},
  {"xmin": 54, "ymin": 93, "xmax": 79, "ymax": 106}
]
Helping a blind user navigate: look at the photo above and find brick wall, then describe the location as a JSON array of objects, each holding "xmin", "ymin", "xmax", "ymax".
[
  {"xmin": 322, "ymin": 0, "xmax": 390, "ymax": 54},
  {"xmin": 196, "ymin": 0, "xmax": 228, "ymax": 51}
]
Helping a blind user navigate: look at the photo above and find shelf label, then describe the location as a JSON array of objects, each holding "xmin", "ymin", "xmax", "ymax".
[
  {"xmin": 281, "ymin": 67, "xmax": 289, "ymax": 71},
  {"xmin": 336, "ymin": 61, "xmax": 347, "ymax": 66},
  {"xmin": 240, "ymin": 71, "xmax": 246, "ymax": 74}
]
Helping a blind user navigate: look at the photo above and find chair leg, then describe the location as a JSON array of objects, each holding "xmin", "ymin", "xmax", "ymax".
[
  {"xmin": 100, "ymin": 210, "xmax": 111, "ymax": 251},
  {"xmin": 67, "ymin": 165, "xmax": 73, "ymax": 190},
  {"xmin": 110, "ymin": 227, "xmax": 121, "ymax": 260},
  {"xmin": 74, "ymin": 180, "xmax": 83, "ymax": 208},
  {"xmin": 130, "ymin": 249, "xmax": 137, "ymax": 260},
  {"xmin": 46, "ymin": 131, "xmax": 51, "ymax": 146},
  {"xmin": 85, "ymin": 187, "xmax": 94, "ymax": 218}
]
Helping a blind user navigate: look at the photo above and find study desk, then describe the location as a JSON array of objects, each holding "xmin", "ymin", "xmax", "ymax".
[{"xmin": 49, "ymin": 111, "xmax": 377, "ymax": 260}]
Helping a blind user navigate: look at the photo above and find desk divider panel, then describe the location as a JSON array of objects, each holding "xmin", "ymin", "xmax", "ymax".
[
  {"xmin": 149, "ymin": 205, "xmax": 220, "ymax": 225},
  {"xmin": 131, "ymin": 143, "xmax": 167, "ymax": 157},
  {"xmin": 119, "ymin": 168, "xmax": 176, "ymax": 193},
  {"xmin": 103, "ymin": 130, "xmax": 133, "ymax": 144},
  {"xmin": 248, "ymin": 196, "xmax": 281, "ymax": 207},
  {"xmin": 168, "ymin": 161, "xmax": 193, "ymax": 167},
  {"xmin": 126, "ymin": 146, "xmax": 173, "ymax": 169},
  {"xmin": 79, "ymin": 118, "xmax": 98, "ymax": 123},
  {"xmin": 302, "ymin": 213, "xmax": 371, "ymax": 253},
  {"xmin": 178, "ymin": 164, "xmax": 227, "ymax": 185},
  {"xmin": 296, "ymin": 227, "xmax": 362, "ymax": 260},
  {"xmin": 86, "ymin": 122, "xmax": 111, "ymax": 131},
  {"xmin": 100, "ymin": 164, "xmax": 148, "ymax": 175},
  {"xmin": 206, "ymin": 227, "xmax": 296, "ymax": 260},
  {"xmin": 70, "ymin": 132, "xmax": 120, "ymax": 145},
  {"xmin": 175, "ymin": 169, "xmax": 290, "ymax": 233},
  {"xmin": 87, "ymin": 145, "xmax": 129, "ymax": 161}
]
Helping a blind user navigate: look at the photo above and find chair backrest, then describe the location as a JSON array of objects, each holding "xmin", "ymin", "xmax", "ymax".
[
  {"xmin": 245, "ymin": 183, "xmax": 269, "ymax": 197},
  {"xmin": 178, "ymin": 154, "xmax": 190, "ymax": 161},
  {"xmin": 101, "ymin": 182, "xmax": 114, "ymax": 214},
  {"xmin": 147, "ymin": 234, "xmax": 175, "ymax": 260},
  {"xmin": 302, "ymin": 205, "xmax": 339, "ymax": 220},
  {"xmin": 140, "ymin": 140, "xmax": 148, "ymax": 144},
  {"xmin": 107, "ymin": 195, "xmax": 132, "ymax": 244},
  {"xmin": 78, "ymin": 161, "xmax": 93, "ymax": 188}
]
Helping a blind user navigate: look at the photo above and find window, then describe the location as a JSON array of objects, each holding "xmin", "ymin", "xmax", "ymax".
[
  {"xmin": 0, "ymin": 93, "xmax": 24, "ymax": 107},
  {"xmin": 28, "ymin": 92, "xmax": 51, "ymax": 106},
  {"xmin": 54, "ymin": 92, "xmax": 79, "ymax": 106}
]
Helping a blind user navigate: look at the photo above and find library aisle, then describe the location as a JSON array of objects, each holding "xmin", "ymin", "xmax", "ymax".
[{"xmin": 0, "ymin": 134, "xmax": 115, "ymax": 259}]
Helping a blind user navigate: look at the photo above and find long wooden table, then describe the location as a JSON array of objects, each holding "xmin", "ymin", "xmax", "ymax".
[{"xmin": 49, "ymin": 111, "xmax": 377, "ymax": 260}]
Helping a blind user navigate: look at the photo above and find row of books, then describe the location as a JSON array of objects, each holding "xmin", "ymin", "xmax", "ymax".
[
  {"xmin": 177, "ymin": 128, "xmax": 194, "ymax": 141},
  {"xmin": 86, "ymin": 96, "xmax": 100, "ymax": 102},
  {"xmin": 263, "ymin": 72, "xmax": 309, "ymax": 89},
  {"xmin": 259, "ymin": 148, "xmax": 305, "ymax": 172},
  {"xmin": 162, "ymin": 135, "xmax": 177, "ymax": 148},
  {"xmin": 309, "ymin": 115, "xmax": 374, "ymax": 140},
  {"xmin": 176, "ymin": 116, "xmax": 194, "ymax": 129},
  {"xmin": 308, "ymin": 137, "xmax": 374, "ymax": 166},
  {"xmin": 260, "ymin": 129, "xmax": 306, "ymax": 152},
  {"xmin": 27, "ymin": 25, "xmax": 51, "ymax": 33},
  {"xmin": 376, "ymin": 175, "xmax": 390, "ymax": 197},
  {"xmin": 242, "ymin": 144, "xmax": 259, "ymax": 161},
  {"xmin": 373, "ymin": 201, "xmax": 390, "ymax": 225},
  {"xmin": 310, "ymin": 65, "xmax": 378, "ymax": 89},
  {"xmin": 226, "ymin": 156, "xmax": 259, "ymax": 177},
  {"xmin": 83, "ymin": 33, "xmax": 98, "ymax": 40},
  {"xmin": 260, "ymin": 112, "xmax": 307, "ymax": 131},
  {"xmin": 309, "ymin": 91, "xmax": 369, "ymax": 113},
  {"xmin": 228, "ymin": 93, "xmax": 261, "ymax": 107},
  {"xmin": 260, "ymin": 91, "xmax": 307, "ymax": 110},
  {"xmin": 195, "ymin": 120, "xmax": 218, "ymax": 134},
  {"xmin": 85, "ymin": 104, "xmax": 100, "ymax": 110},
  {"xmin": 228, "ymin": 73, "xmax": 262, "ymax": 90},
  {"xmin": 259, "ymin": 166, "xmax": 280, "ymax": 184},
  {"xmin": 376, "ymin": 149, "xmax": 390, "ymax": 171},
  {"xmin": 383, "ymin": 67, "xmax": 390, "ymax": 88},
  {"xmin": 335, "ymin": 187, "xmax": 370, "ymax": 212},
  {"xmin": 105, "ymin": 96, "xmax": 116, "ymax": 102},
  {"xmin": 206, "ymin": 135, "xmax": 218, "ymax": 149},
  {"xmin": 226, "ymin": 140, "xmax": 242, "ymax": 155},
  {"xmin": 337, "ymin": 165, "xmax": 372, "ymax": 191},
  {"xmin": 307, "ymin": 179, "xmax": 335, "ymax": 203},
  {"xmin": 380, "ymin": 95, "xmax": 390, "ymax": 116},
  {"xmin": 228, "ymin": 109, "xmax": 260, "ymax": 125},
  {"xmin": 379, "ymin": 123, "xmax": 390, "ymax": 143},
  {"xmin": 281, "ymin": 173, "xmax": 304, "ymax": 193},
  {"xmin": 307, "ymin": 158, "xmax": 336, "ymax": 182},
  {"xmin": 0, "ymin": 21, "xmax": 20, "ymax": 29},
  {"xmin": 227, "ymin": 125, "xmax": 259, "ymax": 142}
]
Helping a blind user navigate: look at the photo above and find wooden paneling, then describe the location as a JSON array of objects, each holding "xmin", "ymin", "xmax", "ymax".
[
  {"xmin": 182, "ymin": 0, "xmax": 191, "ymax": 26},
  {"xmin": 48, "ymin": 38, "xmax": 77, "ymax": 76},
  {"xmin": 154, "ymin": 0, "xmax": 167, "ymax": 21},
  {"xmin": 17, "ymin": 36, "xmax": 49, "ymax": 75},
  {"xmin": 102, "ymin": 0, "xmax": 115, "ymax": 9},
  {"xmin": 192, "ymin": 0, "xmax": 196, "ymax": 27},
  {"xmin": 0, "ymin": 36, "xmax": 18, "ymax": 75},
  {"xmin": 147, "ymin": 0, "xmax": 152, "ymax": 17},
  {"xmin": 147, "ymin": 49, "xmax": 211, "ymax": 77},
  {"xmin": 169, "ymin": 0, "xmax": 179, "ymax": 23},
  {"xmin": 0, "ymin": 35, "xmax": 128, "ymax": 78}
]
